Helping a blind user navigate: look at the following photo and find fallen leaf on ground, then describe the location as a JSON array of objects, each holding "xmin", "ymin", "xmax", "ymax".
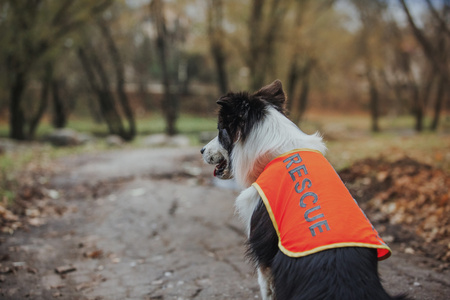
[
  {"xmin": 55, "ymin": 265, "xmax": 76, "ymax": 275},
  {"xmin": 84, "ymin": 250, "xmax": 103, "ymax": 259},
  {"xmin": 339, "ymin": 157, "xmax": 450, "ymax": 262}
]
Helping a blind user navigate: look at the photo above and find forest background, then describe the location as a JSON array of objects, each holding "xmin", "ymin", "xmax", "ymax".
[
  {"xmin": 0, "ymin": 0, "xmax": 448, "ymax": 141},
  {"xmin": 0, "ymin": 1, "xmax": 450, "ymax": 289}
]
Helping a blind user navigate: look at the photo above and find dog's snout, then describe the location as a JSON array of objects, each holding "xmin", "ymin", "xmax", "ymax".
[{"xmin": 200, "ymin": 147, "xmax": 205, "ymax": 154}]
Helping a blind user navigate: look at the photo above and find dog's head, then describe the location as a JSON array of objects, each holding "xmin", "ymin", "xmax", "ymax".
[{"xmin": 201, "ymin": 80, "xmax": 286, "ymax": 180}]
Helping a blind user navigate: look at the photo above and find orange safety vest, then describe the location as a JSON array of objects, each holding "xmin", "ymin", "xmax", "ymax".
[{"xmin": 252, "ymin": 149, "xmax": 391, "ymax": 260}]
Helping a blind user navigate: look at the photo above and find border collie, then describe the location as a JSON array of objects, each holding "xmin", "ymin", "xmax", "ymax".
[{"xmin": 201, "ymin": 80, "xmax": 409, "ymax": 300}]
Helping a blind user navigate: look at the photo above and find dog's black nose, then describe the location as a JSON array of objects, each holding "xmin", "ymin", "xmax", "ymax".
[{"xmin": 200, "ymin": 147, "xmax": 205, "ymax": 154}]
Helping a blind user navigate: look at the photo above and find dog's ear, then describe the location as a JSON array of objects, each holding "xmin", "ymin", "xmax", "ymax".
[
  {"xmin": 216, "ymin": 95, "xmax": 232, "ymax": 109},
  {"xmin": 254, "ymin": 79, "xmax": 286, "ymax": 109}
]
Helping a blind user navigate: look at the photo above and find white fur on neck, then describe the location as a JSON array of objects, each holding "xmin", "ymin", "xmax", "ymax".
[
  {"xmin": 235, "ymin": 186, "xmax": 261, "ymax": 236},
  {"xmin": 231, "ymin": 107, "xmax": 326, "ymax": 188}
]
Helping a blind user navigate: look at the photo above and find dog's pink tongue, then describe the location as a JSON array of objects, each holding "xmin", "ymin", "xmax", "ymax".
[{"xmin": 213, "ymin": 168, "xmax": 217, "ymax": 177}]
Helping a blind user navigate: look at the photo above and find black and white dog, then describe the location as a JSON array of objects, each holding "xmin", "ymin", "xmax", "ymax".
[{"xmin": 201, "ymin": 80, "xmax": 408, "ymax": 300}]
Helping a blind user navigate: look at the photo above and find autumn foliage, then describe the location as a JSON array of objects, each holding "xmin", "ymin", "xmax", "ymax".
[{"xmin": 340, "ymin": 157, "xmax": 450, "ymax": 262}]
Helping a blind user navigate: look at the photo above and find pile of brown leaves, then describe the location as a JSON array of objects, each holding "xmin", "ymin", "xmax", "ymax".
[
  {"xmin": 1, "ymin": 158, "xmax": 131, "ymax": 235},
  {"xmin": 0, "ymin": 159, "xmax": 65, "ymax": 234},
  {"xmin": 339, "ymin": 157, "xmax": 450, "ymax": 262}
]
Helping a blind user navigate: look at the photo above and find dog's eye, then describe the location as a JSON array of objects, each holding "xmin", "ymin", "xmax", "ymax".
[{"xmin": 219, "ymin": 128, "xmax": 231, "ymax": 146}]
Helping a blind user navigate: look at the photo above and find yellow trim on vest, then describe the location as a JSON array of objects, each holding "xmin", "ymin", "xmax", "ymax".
[
  {"xmin": 252, "ymin": 182, "xmax": 282, "ymax": 240},
  {"xmin": 274, "ymin": 148, "xmax": 323, "ymax": 160},
  {"xmin": 252, "ymin": 150, "xmax": 392, "ymax": 261},
  {"xmin": 252, "ymin": 181, "xmax": 391, "ymax": 261},
  {"xmin": 279, "ymin": 241, "xmax": 392, "ymax": 259}
]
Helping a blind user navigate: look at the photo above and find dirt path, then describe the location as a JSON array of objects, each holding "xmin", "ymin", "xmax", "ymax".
[{"xmin": 1, "ymin": 147, "xmax": 449, "ymax": 300}]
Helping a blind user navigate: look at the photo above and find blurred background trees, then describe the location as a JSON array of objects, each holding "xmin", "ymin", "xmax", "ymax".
[{"xmin": 0, "ymin": 0, "xmax": 448, "ymax": 140}]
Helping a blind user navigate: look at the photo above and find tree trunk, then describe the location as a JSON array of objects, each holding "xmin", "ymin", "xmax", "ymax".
[
  {"xmin": 286, "ymin": 59, "xmax": 300, "ymax": 114},
  {"xmin": 288, "ymin": 58, "xmax": 315, "ymax": 125},
  {"xmin": 77, "ymin": 47, "xmax": 127, "ymax": 138},
  {"xmin": 414, "ymin": 71, "xmax": 436, "ymax": 132},
  {"xmin": 5, "ymin": 1, "xmax": 113, "ymax": 140},
  {"xmin": 285, "ymin": 0, "xmax": 305, "ymax": 117},
  {"xmin": 298, "ymin": 73, "xmax": 311, "ymax": 122},
  {"xmin": 399, "ymin": 0, "xmax": 440, "ymax": 72},
  {"xmin": 257, "ymin": 0, "xmax": 287, "ymax": 89},
  {"xmin": 51, "ymin": 80, "xmax": 67, "ymax": 128},
  {"xmin": 411, "ymin": 83, "xmax": 423, "ymax": 132},
  {"xmin": 366, "ymin": 70, "xmax": 380, "ymax": 132},
  {"xmin": 29, "ymin": 63, "xmax": 53, "ymax": 138},
  {"xmin": 98, "ymin": 21, "xmax": 136, "ymax": 140},
  {"xmin": 429, "ymin": 16, "xmax": 449, "ymax": 131},
  {"xmin": 84, "ymin": 48, "xmax": 125, "ymax": 136},
  {"xmin": 399, "ymin": 0, "xmax": 449, "ymax": 132},
  {"xmin": 430, "ymin": 74, "xmax": 447, "ymax": 131},
  {"xmin": 248, "ymin": 0, "xmax": 287, "ymax": 91},
  {"xmin": 211, "ymin": 44, "xmax": 228, "ymax": 95},
  {"xmin": 248, "ymin": 0, "xmax": 265, "ymax": 91},
  {"xmin": 150, "ymin": 0, "xmax": 178, "ymax": 136},
  {"xmin": 9, "ymin": 72, "xmax": 27, "ymax": 140},
  {"xmin": 208, "ymin": 0, "xmax": 229, "ymax": 95}
]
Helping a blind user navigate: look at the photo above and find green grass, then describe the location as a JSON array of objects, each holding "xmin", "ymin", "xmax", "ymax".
[
  {"xmin": 0, "ymin": 113, "xmax": 448, "ymax": 173},
  {"xmin": 0, "ymin": 114, "xmax": 217, "ymax": 140},
  {"xmin": 326, "ymin": 133, "xmax": 450, "ymax": 172},
  {"xmin": 0, "ymin": 146, "xmax": 36, "ymax": 205},
  {"xmin": 289, "ymin": 112, "xmax": 450, "ymax": 172},
  {"xmin": 1, "ymin": 112, "xmax": 448, "ymax": 140},
  {"xmin": 0, "ymin": 114, "xmax": 218, "ymax": 205},
  {"xmin": 300, "ymin": 113, "xmax": 450, "ymax": 134},
  {"xmin": 136, "ymin": 114, "xmax": 217, "ymax": 136},
  {"xmin": 0, "ymin": 113, "xmax": 448, "ymax": 209}
]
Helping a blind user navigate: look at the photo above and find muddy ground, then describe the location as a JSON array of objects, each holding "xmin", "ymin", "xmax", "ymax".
[{"xmin": 1, "ymin": 147, "xmax": 449, "ymax": 300}]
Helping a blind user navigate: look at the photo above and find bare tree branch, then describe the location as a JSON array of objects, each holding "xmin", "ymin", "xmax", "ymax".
[
  {"xmin": 424, "ymin": 0, "xmax": 450, "ymax": 38},
  {"xmin": 52, "ymin": 0, "xmax": 75, "ymax": 26},
  {"xmin": 399, "ymin": 0, "xmax": 436, "ymax": 64},
  {"xmin": 98, "ymin": 20, "xmax": 136, "ymax": 140}
]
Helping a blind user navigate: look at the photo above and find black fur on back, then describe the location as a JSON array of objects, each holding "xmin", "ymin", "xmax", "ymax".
[{"xmin": 248, "ymin": 200, "xmax": 410, "ymax": 300}]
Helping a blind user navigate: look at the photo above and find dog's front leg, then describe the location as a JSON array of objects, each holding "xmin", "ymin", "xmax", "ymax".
[
  {"xmin": 236, "ymin": 187, "xmax": 275, "ymax": 299},
  {"xmin": 235, "ymin": 186, "xmax": 261, "ymax": 236},
  {"xmin": 258, "ymin": 267, "xmax": 274, "ymax": 300}
]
